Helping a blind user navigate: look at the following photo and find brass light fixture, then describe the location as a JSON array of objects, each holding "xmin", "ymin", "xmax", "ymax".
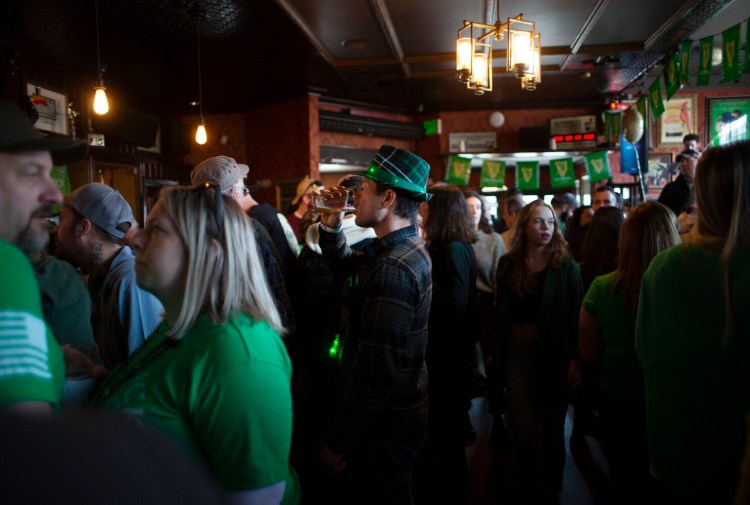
[
  {"xmin": 92, "ymin": 0, "xmax": 109, "ymax": 115},
  {"xmin": 194, "ymin": 14, "xmax": 207, "ymax": 145},
  {"xmin": 456, "ymin": 0, "xmax": 541, "ymax": 94}
]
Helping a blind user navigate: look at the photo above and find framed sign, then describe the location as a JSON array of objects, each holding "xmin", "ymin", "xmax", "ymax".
[
  {"xmin": 26, "ymin": 83, "xmax": 68, "ymax": 136},
  {"xmin": 706, "ymin": 96, "xmax": 750, "ymax": 147},
  {"xmin": 659, "ymin": 95, "xmax": 696, "ymax": 146},
  {"xmin": 646, "ymin": 152, "xmax": 672, "ymax": 196}
]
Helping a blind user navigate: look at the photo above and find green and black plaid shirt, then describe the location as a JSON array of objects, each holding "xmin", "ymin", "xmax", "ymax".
[{"xmin": 320, "ymin": 224, "xmax": 432, "ymax": 453}]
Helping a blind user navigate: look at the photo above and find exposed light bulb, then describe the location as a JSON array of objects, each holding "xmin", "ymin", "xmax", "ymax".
[
  {"xmin": 93, "ymin": 86, "xmax": 109, "ymax": 115},
  {"xmin": 195, "ymin": 122, "xmax": 207, "ymax": 145}
]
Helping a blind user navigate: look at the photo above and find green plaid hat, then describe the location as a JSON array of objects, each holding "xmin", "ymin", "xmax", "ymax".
[{"xmin": 362, "ymin": 145, "xmax": 432, "ymax": 201}]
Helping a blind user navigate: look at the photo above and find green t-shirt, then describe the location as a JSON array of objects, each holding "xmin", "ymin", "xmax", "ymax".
[
  {"xmin": 636, "ymin": 244, "xmax": 750, "ymax": 501},
  {"xmin": 99, "ymin": 313, "xmax": 299, "ymax": 503},
  {"xmin": 582, "ymin": 271, "xmax": 644, "ymax": 401},
  {"xmin": 0, "ymin": 240, "xmax": 64, "ymax": 407}
]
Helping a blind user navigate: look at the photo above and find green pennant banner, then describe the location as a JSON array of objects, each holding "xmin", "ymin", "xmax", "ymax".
[
  {"xmin": 649, "ymin": 79, "xmax": 665, "ymax": 118},
  {"xmin": 480, "ymin": 159, "xmax": 506, "ymax": 188},
  {"xmin": 697, "ymin": 36, "xmax": 713, "ymax": 86},
  {"xmin": 516, "ymin": 161, "xmax": 539, "ymax": 190},
  {"xmin": 446, "ymin": 156, "xmax": 471, "ymax": 185},
  {"xmin": 679, "ymin": 40, "xmax": 692, "ymax": 85},
  {"xmin": 721, "ymin": 23, "xmax": 741, "ymax": 82},
  {"xmin": 637, "ymin": 96, "xmax": 647, "ymax": 121},
  {"xmin": 602, "ymin": 111, "xmax": 622, "ymax": 144},
  {"xmin": 584, "ymin": 151, "xmax": 611, "ymax": 183},
  {"xmin": 664, "ymin": 52, "xmax": 681, "ymax": 100},
  {"xmin": 745, "ymin": 20, "xmax": 750, "ymax": 73},
  {"xmin": 549, "ymin": 158, "xmax": 575, "ymax": 188}
]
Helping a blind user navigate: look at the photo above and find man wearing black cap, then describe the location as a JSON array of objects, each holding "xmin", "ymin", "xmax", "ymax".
[
  {"xmin": 0, "ymin": 100, "xmax": 87, "ymax": 412},
  {"xmin": 659, "ymin": 149, "xmax": 699, "ymax": 215},
  {"xmin": 317, "ymin": 145, "xmax": 432, "ymax": 504}
]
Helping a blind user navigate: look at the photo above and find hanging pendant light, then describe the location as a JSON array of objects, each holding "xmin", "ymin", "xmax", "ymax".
[
  {"xmin": 93, "ymin": 0, "xmax": 109, "ymax": 115},
  {"xmin": 195, "ymin": 15, "xmax": 207, "ymax": 145},
  {"xmin": 455, "ymin": 0, "xmax": 542, "ymax": 95}
]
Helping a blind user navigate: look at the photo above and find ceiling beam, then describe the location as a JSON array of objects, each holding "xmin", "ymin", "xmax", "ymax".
[
  {"xmin": 560, "ymin": 0, "xmax": 612, "ymax": 70},
  {"xmin": 368, "ymin": 0, "xmax": 410, "ymax": 78}
]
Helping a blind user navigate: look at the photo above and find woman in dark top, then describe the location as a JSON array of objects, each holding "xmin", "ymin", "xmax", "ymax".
[
  {"xmin": 420, "ymin": 183, "xmax": 477, "ymax": 504},
  {"xmin": 494, "ymin": 199, "xmax": 583, "ymax": 504}
]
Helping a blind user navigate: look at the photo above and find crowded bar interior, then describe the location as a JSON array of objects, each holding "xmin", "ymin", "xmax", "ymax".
[{"xmin": 1, "ymin": 0, "xmax": 750, "ymax": 503}]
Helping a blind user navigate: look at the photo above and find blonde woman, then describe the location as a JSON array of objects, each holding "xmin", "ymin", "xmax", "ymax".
[
  {"xmin": 637, "ymin": 141, "xmax": 750, "ymax": 502},
  {"xmin": 493, "ymin": 199, "xmax": 583, "ymax": 503},
  {"xmin": 93, "ymin": 185, "xmax": 299, "ymax": 505},
  {"xmin": 579, "ymin": 201, "xmax": 679, "ymax": 500}
]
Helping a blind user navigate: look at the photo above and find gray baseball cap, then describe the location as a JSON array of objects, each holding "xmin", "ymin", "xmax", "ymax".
[
  {"xmin": 67, "ymin": 183, "xmax": 134, "ymax": 239},
  {"xmin": 191, "ymin": 156, "xmax": 250, "ymax": 194}
]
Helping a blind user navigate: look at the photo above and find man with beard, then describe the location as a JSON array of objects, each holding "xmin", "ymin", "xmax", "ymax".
[
  {"xmin": 55, "ymin": 184, "xmax": 163, "ymax": 370},
  {"xmin": 0, "ymin": 100, "xmax": 87, "ymax": 412}
]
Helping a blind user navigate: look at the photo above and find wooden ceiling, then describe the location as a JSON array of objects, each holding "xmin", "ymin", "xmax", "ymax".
[{"xmin": 1, "ymin": 0, "xmax": 748, "ymax": 116}]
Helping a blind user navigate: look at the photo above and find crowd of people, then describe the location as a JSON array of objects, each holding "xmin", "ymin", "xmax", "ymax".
[{"xmin": 1, "ymin": 97, "xmax": 749, "ymax": 505}]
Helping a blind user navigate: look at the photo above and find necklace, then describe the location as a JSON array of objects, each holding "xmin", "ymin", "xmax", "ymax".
[{"xmin": 92, "ymin": 325, "xmax": 179, "ymax": 405}]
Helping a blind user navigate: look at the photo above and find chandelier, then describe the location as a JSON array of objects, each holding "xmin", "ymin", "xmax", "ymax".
[{"xmin": 456, "ymin": 1, "xmax": 542, "ymax": 95}]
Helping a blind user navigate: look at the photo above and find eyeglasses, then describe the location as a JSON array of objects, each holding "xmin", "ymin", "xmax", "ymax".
[
  {"xmin": 193, "ymin": 183, "xmax": 224, "ymax": 242},
  {"xmin": 234, "ymin": 185, "xmax": 251, "ymax": 196}
]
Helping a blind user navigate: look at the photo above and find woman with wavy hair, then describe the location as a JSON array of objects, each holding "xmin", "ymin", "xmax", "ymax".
[
  {"xmin": 579, "ymin": 201, "xmax": 679, "ymax": 501},
  {"xmin": 93, "ymin": 185, "xmax": 299, "ymax": 505},
  {"xmin": 636, "ymin": 141, "xmax": 750, "ymax": 502},
  {"xmin": 493, "ymin": 199, "xmax": 583, "ymax": 503},
  {"xmin": 420, "ymin": 183, "xmax": 477, "ymax": 504}
]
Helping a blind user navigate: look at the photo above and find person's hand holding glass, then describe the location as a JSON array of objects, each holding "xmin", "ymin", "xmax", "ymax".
[{"xmin": 312, "ymin": 174, "xmax": 363, "ymax": 228}]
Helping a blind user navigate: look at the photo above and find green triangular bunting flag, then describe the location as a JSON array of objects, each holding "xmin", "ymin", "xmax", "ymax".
[
  {"xmin": 549, "ymin": 158, "xmax": 575, "ymax": 189},
  {"xmin": 584, "ymin": 151, "xmax": 611, "ymax": 183},
  {"xmin": 664, "ymin": 52, "xmax": 681, "ymax": 100},
  {"xmin": 745, "ymin": 20, "xmax": 750, "ymax": 73},
  {"xmin": 649, "ymin": 79, "xmax": 665, "ymax": 118},
  {"xmin": 697, "ymin": 36, "xmax": 713, "ymax": 86},
  {"xmin": 516, "ymin": 161, "xmax": 539, "ymax": 190},
  {"xmin": 721, "ymin": 23, "xmax": 741, "ymax": 82},
  {"xmin": 636, "ymin": 96, "xmax": 647, "ymax": 121},
  {"xmin": 446, "ymin": 156, "xmax": 471, "ymax": 186},
  {"xmin": 602, "ymin": 111, "xmax": 622, "ymax": 145},
  {"xmin": 679, "ymin": 40, "xmax": 692, "ymax": 85},
  {"xmin": 480, "ymin": 159, "xmax": 506, "ymax": 188}
]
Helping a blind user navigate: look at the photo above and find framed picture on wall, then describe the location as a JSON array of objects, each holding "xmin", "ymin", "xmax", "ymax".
[
  {"xmin": 706, "ymin": 96, "xmax": 750, "ymax": 147},
  {"xmin": 646, "ymin": 152, "xmax": 672, "ymax": 198},
  {"xmin": 25, "ymin": 82, "xmax": 69, "ymax": 136},
  {"xmin": 659, "ymin": 95, "xmax": 697, "ymax": 146}
]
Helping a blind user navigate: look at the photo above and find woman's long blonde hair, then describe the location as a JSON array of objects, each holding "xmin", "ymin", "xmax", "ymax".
[
  {"xmin": 693, "ymin": 141, "xmax": 750, "ymax": 341},
  {"xmin": 507, "ymin": 199, "xmax": 569, "ymax": 294},
  {"xmin": 160, "ymin": 185, "xmax": 283, "ymax": 339},
  {"xmin": 615, "ymin": 201, "xmax": 680, "ymax": 315}
]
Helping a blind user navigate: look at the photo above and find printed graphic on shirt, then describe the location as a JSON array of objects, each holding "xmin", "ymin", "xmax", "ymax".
[{"xmin": 0, "ymin": 310, "xmax": 51, "ymax": 379}]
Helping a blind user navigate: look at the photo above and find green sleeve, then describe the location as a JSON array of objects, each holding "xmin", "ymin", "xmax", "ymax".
[{"xmin": 0, "ymin": 241, "xmax": 64, "ymax": 407}]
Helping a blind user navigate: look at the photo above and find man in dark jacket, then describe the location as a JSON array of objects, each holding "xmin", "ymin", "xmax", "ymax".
[{"xmin": 659, "ymin": 148, "xmax": 699, "ymax": 215}]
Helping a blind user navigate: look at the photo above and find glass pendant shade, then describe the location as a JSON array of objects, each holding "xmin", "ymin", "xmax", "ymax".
[
  {"xmin": 508, "ymin": 28, "xmax": 533, "ymax": 77},
  {"xmin": 471, "ymin": 52, "xmax": 489, "ymax": 93},
  {"xmin": 93, "ymin": 86, "xmax": 109, "ymax": 115},
  {"xmin": 195, "ymin": 122, "xmax": 207, "ymax": 145},
  {"xmin": 456, "ymin": 37, "xmax": 474, "ymax": 81}
]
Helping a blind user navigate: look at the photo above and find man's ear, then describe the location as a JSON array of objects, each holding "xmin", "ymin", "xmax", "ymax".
[
  {"xmin": 77, "ymin": 218, "xmax": 93, "ymax": 238},
  {"xmin": 381, "ymin": 188, "xmax": 397, "ymax": 209}
]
